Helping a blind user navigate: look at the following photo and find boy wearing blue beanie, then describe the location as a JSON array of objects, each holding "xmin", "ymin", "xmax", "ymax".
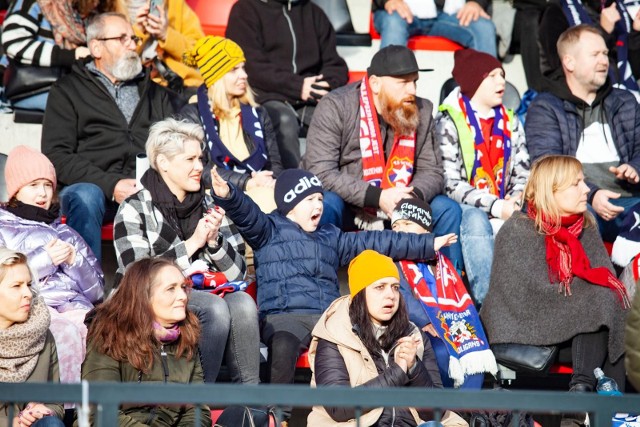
[{"xmin": 211, "ymin": 167, "xmax": 455, "ymax": 422}]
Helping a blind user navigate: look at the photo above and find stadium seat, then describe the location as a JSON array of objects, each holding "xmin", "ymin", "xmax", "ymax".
[
  {"xmin": 185, "ymin": 0, "xmax": 235, "ymax": 36},
  {"xmin": 61, "ymin": 216, "xmax": 114, "ymax": 241},
  {"xmin": 369, "ymin": 14, "xmax": 462, "ymax": 52}
]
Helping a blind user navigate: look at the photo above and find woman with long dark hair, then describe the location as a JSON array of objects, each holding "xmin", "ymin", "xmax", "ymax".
[
  {"xmin": 307, "ymin": 250, "xmax": 455, "ymax": 427},
  {"xmin": 82, "ymin": 257, "xmax": 210, "ymax": 426},
  {"xmin": 0, "ymin": 248, "xmax": 64, "ymax": 427}
]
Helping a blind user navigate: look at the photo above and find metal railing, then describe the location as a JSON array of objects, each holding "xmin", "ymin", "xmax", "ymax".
[{"xmin": 2, "ymin": 382, "xmax": 639, "ymax": 426}]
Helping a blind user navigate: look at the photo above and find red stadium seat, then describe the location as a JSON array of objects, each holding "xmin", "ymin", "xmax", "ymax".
[
  {"xmin": 369, "ymin": 14, "xmax": 462, "ymax": 52},
  {"xmin": 60, "ymin": 216, "xmax": 114, "ymax": 241},
  {"xmin": 185, "ymin": 0, "xmax": 235, "ymax": 36}
]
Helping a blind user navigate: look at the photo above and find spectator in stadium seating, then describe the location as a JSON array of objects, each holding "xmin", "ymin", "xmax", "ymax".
[
  {"xmin": 390, "ymin": 198, "xmax": 497, "ymax": 389},
  {"xmin": 113, "ymin": 118, "xmax": 260, "ymax": 384},
  {"xmin": 118, "ymin": 0, "xmax": 204, "ymax": 96},
  {"xmin": 308, "ymin": 249, "xmax": 451, "ymax": 426},
  {"xmin": 41, "ymin": 12, "xmax": 177, "ymax": 262},
  {"xmin": 539, "ymin": 0, "xmax": 640, "ymax": 95},
  {"xmin": 437, "ymin": 48, "xmax": 530, "ymax": 304},
  {"xmin": 372, "ymin": 0, "xmax": 497, "ymax": 56},
  {"xmin": 0, "ymin": 248, "xmax": 65, "ymax": 427},
  {"xmin": 226, "ymin": 0, "xmax": 349, "ymax": 170},
  {"xmin": 0, "ymin": 145, "xmax": 104, "ymax": 385},
  {"xmin": 181, "ymin": 36, "xmax": 282, "ymax": 211},
  {"xmin": 0, "ymin": 0, "xmax": 99, "ymax": 110},
  {"xmin": 481, "ymin": 155, "xmax": 629, "ymax": 400},
  {"xmin": 526, "ymin": 25, "xmax": 640, "ymax": 243},
  {"xmin": 82, "ymin": 257, "xmax": 211, "ymax": 426},
  {"xmin": 302, "ymin": 45, "xmax": 463, "ymax": 270},
  {"xmin": 210, "ymin": 167, "xmax": 456, "ymax": 424},
  {"xmin": 625, "ymin": 254, "xmax": 640, "ymax": 391}
]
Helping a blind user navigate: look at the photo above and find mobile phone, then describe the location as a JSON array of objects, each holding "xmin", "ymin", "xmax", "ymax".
[
  {"xmin": 627, "ymin": 4, "xmax": 640, "ymax": 19},
  {"xmin": 148, "ymin": 0, "xmax": 162, "ymax": 17}
]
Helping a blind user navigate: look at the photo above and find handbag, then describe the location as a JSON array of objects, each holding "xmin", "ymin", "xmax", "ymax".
[
  {"xmin": 491, "ymin": 343, "xmax": 558, "ymax": 375},
  {"xmin": 214, "ymin": 406, "xmax": 277, "ymax": 427},
  {"xmin": 3, "ymin": 60, "xmax": 64, "ymax": 102}
]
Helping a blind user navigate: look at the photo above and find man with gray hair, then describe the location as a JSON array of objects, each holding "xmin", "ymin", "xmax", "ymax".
[{"xmin": 42, "ymin": 12, "xmax": 178, "ymax": 261}]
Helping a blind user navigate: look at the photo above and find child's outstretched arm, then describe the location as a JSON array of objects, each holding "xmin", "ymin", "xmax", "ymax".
[
  {"xmin": 210, "ymin": 166, "xmax": 273, "ymax": 249},
  {"xmin": 211, "ymin": 166, "xmax": 231, "ymax": 198},
  {"xmin": 434, "ymin": 233, "xmax": 457, "ymax": 252}
]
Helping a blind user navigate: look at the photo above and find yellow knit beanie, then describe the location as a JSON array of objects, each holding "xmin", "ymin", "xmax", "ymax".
[
  {"xmin": 348, "ymin": 250, "xmax": 399, "ymax": 297},
  {"xmin": 183, "ymin": 36, "xmax": 246, "ymax": 88}
]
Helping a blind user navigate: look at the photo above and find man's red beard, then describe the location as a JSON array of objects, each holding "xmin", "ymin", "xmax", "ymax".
[{"xmin": 379, "ymin": 89, "xmax": 419, "ymax": 135}]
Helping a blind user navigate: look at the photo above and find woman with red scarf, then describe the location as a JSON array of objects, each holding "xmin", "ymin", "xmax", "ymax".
[{"xmin": 480, "ymin": 155, "xmax": 629, "ymax": 398}]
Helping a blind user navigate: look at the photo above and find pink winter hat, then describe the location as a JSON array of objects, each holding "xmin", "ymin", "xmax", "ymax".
[{"xmin": 4, "ymin": 145, "xmax": 57, "ymax": 200}]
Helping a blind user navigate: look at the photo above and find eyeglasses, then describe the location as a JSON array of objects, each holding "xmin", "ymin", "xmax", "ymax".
[{"xmin": 96, "ymin": 34, "xmax": 141, "ymax": 46}]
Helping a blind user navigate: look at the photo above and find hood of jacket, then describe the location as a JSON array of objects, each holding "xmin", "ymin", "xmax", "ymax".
[
  {"xmin": 546, "ymin": 69, "xmax": 613, "ymax": 108},
  {"xmin": 255, "ymin": 0, "xmax": 311, "ymax": 8}
]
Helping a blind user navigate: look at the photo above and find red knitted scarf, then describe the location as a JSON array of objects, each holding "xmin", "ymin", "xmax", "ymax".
[{"xmin": 528, "ymin": 205, "xmax": 630, "ymax": 308}]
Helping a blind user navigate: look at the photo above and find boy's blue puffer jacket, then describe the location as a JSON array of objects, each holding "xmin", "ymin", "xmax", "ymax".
[{"xmin": 213, "ymin": 186, "xmax": 437, "ymax": 316}]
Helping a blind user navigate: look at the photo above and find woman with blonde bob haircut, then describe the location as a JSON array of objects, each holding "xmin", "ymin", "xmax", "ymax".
[
  {"xmin": 481, "ymin": 155, "xmax": 629, "ymax": 405},
  {"xmin": 114, "ymin": 118, "xmax": 261, "ymax": 385},
  {"xmin": 181, "ymin": 36, "xmax": 282, "ymax": 210},
  {"xmin": 82, "ymin": 257, "xmax": 211, "ymax": 426}
]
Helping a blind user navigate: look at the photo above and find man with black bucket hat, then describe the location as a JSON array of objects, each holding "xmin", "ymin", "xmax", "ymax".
[{"xmin": 302, "ymin": 45, "xmax": 464, "ymax": 271}]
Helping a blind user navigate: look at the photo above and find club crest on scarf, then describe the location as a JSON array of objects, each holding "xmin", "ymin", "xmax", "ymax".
[{"xmin": 400, "ymin": 253, "xmax": 497, "ymax": 386}]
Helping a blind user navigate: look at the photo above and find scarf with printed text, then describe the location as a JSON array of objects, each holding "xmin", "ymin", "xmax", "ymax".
[{"xmin": 400, "ymin": 253, "xmax": 497, "ymax": 387}]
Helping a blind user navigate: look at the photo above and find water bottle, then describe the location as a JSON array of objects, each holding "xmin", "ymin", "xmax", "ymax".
[{"xmin": 594, "ymin": 367, "xmax": 623, "ymax": 396}]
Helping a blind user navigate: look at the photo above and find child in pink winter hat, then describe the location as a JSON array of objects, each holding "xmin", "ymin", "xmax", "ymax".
[{"xmin": 4, "ymin": 145, "xmax": 57, "ymax": 201}]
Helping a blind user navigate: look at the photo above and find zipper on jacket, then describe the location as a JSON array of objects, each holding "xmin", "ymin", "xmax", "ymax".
[
  {"xmin": 281, "ymin": 6, "xmax": 297, "ymax": 74},
  {"xmin": 160, "ymin": 345, "xmax": 169, "ymax": 383}
]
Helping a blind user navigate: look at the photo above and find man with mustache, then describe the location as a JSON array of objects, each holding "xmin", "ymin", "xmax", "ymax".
[
  {"xmin": 526, "ymin": 24, "xmax": 640, "ymax": 242},
  {"xmin": 42, "ymin": 12, "xmax": 177, "ymax": 261},
  {"xmin": 302, "ymin": 45, "xmax": 463, "ymax": 270}
]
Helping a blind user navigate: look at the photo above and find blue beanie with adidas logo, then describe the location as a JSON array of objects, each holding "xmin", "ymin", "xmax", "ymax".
[{"xmin": 275, "ymin": 169, "xmax": 324, "ymax": 215}]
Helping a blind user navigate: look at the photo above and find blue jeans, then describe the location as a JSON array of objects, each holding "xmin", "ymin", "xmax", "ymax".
[
  {"xmin": 459, "ymin": 205, "xmax": 494, "ymax": 305},
  {"xmin": 188, "ymin": 290, "xmax": 260, "ymax": 384},
  {"xmin": 320, "ymin": 192, "xmax": 463, "ymax": 271},
  {"xmin": 587, "ymin": 196, "xmax": 640, "ymax": 243},
  {"xmin": 59, "ymin": 183, "xmax": 117, "ymax": 261},
  {"xmin": 373, "ymin": 10, "xmax": 497, "ymax": 56},
  {"xmin": 12, "ymin": 91, "xmax": 49, "ymax": 111},
  {"xmin": 32, "ymin": 417, "xmax": 65, "ymax": 427}
]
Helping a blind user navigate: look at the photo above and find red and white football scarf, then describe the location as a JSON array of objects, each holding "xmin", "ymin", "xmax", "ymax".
[{"xmin": 359, "ymin": 77, "xmax": 416, "ymax": 189}]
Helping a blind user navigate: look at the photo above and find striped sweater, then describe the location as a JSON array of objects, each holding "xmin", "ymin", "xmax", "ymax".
[{"xmin": 1, "ymin": 0, "xmax": 77, "ymax": 67}]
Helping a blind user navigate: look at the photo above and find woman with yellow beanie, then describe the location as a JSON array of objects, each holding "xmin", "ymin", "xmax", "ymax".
[
  {"xmin": 181, "ymin": 36, "xmax": 282, "ymax": 212},
  {"xmin": 307, "ymin": 250, "xmax": 466, "ymax": 427}
]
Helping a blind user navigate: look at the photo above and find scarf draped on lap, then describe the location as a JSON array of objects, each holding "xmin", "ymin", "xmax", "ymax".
[
  {"xmin": 141, "ymin": 169, "xmax": 205, "ymax": 241},
  {"xmin": 0, "ymin": 297, "xmax": 51, "ymax": 382},
  {"xmin": 527, "ymin": 204, "xmax": 630, "ymax": 307},
  {"xmin": 400, "ymin": 253, "xmax": 497, "ymax": 387},
  {"xmin": 37, "ymin": 0, "xmax": 86, "ymax": 49}
]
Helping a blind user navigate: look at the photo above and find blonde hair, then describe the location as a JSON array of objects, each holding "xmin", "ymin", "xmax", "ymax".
[
  {"xmin": 524, "ymin": 155, "xmax": 594, "ymax": 232},
  {"xmin": 0, "ymin": 248, "xmax": 38, "ymax": 292},
  {"xmin": 557, "ymin": 24, "xmax": 603, "ymax": 60},
  {"xmin": 146, "ymin": 118, "xmax": 205, "ymax": 171},
  {"xmin": 208, "ymin": 79, "xmax": 257, "ymax": 120}
]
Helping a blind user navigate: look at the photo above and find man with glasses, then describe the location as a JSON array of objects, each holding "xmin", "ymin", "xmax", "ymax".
[{"xmin": 42, "ymin": 12, "xmax": 179, "ymax": 261}]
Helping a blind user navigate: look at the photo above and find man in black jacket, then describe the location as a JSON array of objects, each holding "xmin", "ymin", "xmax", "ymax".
[
  {"xmin": 526, "ymin": 24, "xmax": 640, "ymax": 242},
  {"xmin": 226, "ymin": 0, "xmax": 348, "ymax": 169},
  {"xmin": 42, "ymin": 12, "xmax": 177, "ymax": 261}
]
